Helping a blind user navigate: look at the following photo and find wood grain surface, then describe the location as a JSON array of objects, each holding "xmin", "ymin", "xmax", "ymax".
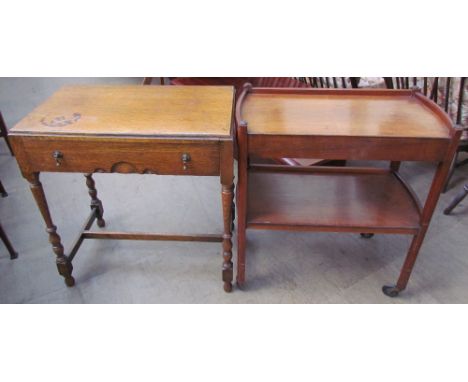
[
  {"xmin": 247, "ymin": 171, "xmax": 421, "ymax": 233},
  {"xmin": 242, "ymin": 92, "xmax": 450, "ymax": 138},
  {"xmin": 11, "ymin": 85, "xmax": 234, "ymax": 137}
]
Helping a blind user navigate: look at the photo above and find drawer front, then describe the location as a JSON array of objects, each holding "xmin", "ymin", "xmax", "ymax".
[{"xmin": 18, "ymin": 137, "xmax": 221, "ymax": 176}]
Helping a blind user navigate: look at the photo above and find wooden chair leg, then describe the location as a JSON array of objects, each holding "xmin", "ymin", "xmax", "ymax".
[
  {"xmin": 383, "ymin": 77, "xmax": 394, "ymax": 89},
  {"xmin": 0, "ymin": 112, "xmax": 14, "ymax": 156},
  {"xmin": 84, "ymin": 174, "xmax": 105, "ymax": 227},
  {"xmin": 350, "ymin": 77, "xmax": 361, "ymax": 88},
  {"xmin": 0, "ymin": 222, "xmax": 18, "ymax": 259},
  {"xmin": 444, "ymin": 184, "xmax": 468, "ymax": 215},
  {"xmin": 0, "ymin": 180, "xmax": 7, "ymax": 197}
]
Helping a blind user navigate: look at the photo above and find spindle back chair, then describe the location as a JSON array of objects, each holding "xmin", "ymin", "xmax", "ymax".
[{"xmin": 384, "ymin": 77, "xmax": 467, "ymax": 192}]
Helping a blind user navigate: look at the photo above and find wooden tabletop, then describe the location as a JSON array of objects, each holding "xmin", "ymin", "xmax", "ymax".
[
  {"xmin": 241, "ymin": 90, "xmax": 451, "ymax": 139},
  {"xmin": 11, "ymin": 85, "xmax": 234, "ymax": 138}
]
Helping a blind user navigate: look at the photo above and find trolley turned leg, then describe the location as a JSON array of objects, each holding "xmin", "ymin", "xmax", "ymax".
[
  {"xmin": 84, "ymin": 174, "xmax": 105, "ymax": 227},
  {"xmin": 27, "ymin": 173, "xmax": 74, "ymax": 287},
  {"xmin": 236, "ymin": 122, "xmax": 249, "ymax": 289},
  {"xmin": 236, "ymin": 188, "xmax": 246, "ymax": 288},
  {"xmin": 382, "ymin": 228, "xmax": 428, "ymax": 297},
  {"xmin": 382, "ymin": 136, "xmax": 461, "ymax": 297}
]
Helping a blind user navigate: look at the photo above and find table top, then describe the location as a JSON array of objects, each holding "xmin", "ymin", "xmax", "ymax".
[
  {"xmin": 241, "ymin": 89, "xmax": 452, "ymax": 139},
  {"xmin": 11, "ymin": 85, "xmax": 234, "ymax": 138}
]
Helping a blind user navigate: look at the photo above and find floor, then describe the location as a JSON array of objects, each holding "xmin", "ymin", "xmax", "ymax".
[{"xmin": 1, "ymin": 78, "xmax": 467, "ymax": 303}]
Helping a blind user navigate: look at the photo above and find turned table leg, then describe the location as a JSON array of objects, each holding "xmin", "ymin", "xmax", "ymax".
[
  {"xmin": 220, "ymin": 140, "xmax": 234, "ymax": 292},
  {"xmin": 85, "ymin": 174, "xmax": 105, "ymax": 227},
  {"xmin": 27, "ymin": 173, "xmax": 75, "ymax": 287},
  {"xmin": 221, "ymin": 183, "xmax": 234, "ymax": 292}
]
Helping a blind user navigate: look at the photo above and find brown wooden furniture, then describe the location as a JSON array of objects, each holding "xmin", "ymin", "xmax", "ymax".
[
  {"xmin": 235, "ymin": 84, "xmax": 461, "ymax": 297},
  {"xmin": 0, "ymin": 111, "xmax": 14, "ymax": 156},
  {"xmin": 1, "ymin": 180, "xmax": 18, "ymax": 259},
  {"xmin": 9, "ymin": 85, "xmax": 235, "ymax": 292}
]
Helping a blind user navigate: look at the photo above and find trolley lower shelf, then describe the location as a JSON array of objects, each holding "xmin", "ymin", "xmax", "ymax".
[{"xmin": 247, "ymin": 166, "xmax": 422, "ymax": 235}]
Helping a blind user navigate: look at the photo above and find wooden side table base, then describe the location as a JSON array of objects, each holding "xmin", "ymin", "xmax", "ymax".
[
  {"xmin": 26, "ymin": 171, "xmax": 235, "ymax": 289},
  {"xmin": 10, "ymin": 85, "xmax": 235, "ymax": 292}
]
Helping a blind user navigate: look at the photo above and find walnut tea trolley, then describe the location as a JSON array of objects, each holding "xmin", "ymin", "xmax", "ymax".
[
  {"xmin": 235, "ymin": 85, "xmax": 461, "ymax": 297},
  {"xmin": 10, "ymin": 85, "xmax": 236, "ymax": 292}
]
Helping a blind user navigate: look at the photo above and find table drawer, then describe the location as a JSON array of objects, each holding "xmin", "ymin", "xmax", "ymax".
[{"xmin": 17, "ymin": 137, "xmax": 221, "ymax": 175}]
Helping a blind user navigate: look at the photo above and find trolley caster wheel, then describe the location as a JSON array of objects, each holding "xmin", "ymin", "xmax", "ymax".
[
  {"xmin": 65, "ymin": 276, "xmax": 75, "ymax": 287},
  {"xmin": 382, "ymin": 285, "xmax": 400, "ymax": 297},
  {"xmin": 360, "ymin": 233, "xmax": 374, "ymax": 239},
  {"xmin": 224, "ymin": 282, "xmax": 232, "ymax": 293},
  {"xmin": 97, "ymin": 218, "xmax": 106, "ymax": 228},
  {"xmin": 1, "ymin": 191, "xmax": 8, "ymax": 198},
  {"xmin": 10, "ymin": 252, "xmax": 18, "ymax": 260}
]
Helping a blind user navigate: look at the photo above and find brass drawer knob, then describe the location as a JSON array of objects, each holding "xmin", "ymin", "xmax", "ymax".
[
  {"xmin": 53, "ymin": 150, "xmax": 63, "ymax": 166},
  {"xmin": 181, "ymin": 153, "xmax": 191, "ymax": 170}
]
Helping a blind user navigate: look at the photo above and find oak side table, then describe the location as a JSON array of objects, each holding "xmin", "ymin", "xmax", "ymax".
[
  {"xmin": 235, "ymin": 84, "xmax": 461, "ymax": 297},
  {"xmin": 10, "ymin": 85, "xmax": 235, "ymax": 292}
]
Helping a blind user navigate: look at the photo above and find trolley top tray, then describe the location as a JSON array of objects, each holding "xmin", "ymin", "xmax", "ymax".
[
  {"xmin": 238, "ymin": 87, "xmax": 453, "ymax": 139},
  {"xmin": 11, "ymin": 85, "xmax": 234, "ymax": 138}
]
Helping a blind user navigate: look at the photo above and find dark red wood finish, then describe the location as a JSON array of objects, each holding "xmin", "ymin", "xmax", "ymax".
[{"xmin": 235, "ymin": 84, "xmax": 461, "ymax": 297}]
